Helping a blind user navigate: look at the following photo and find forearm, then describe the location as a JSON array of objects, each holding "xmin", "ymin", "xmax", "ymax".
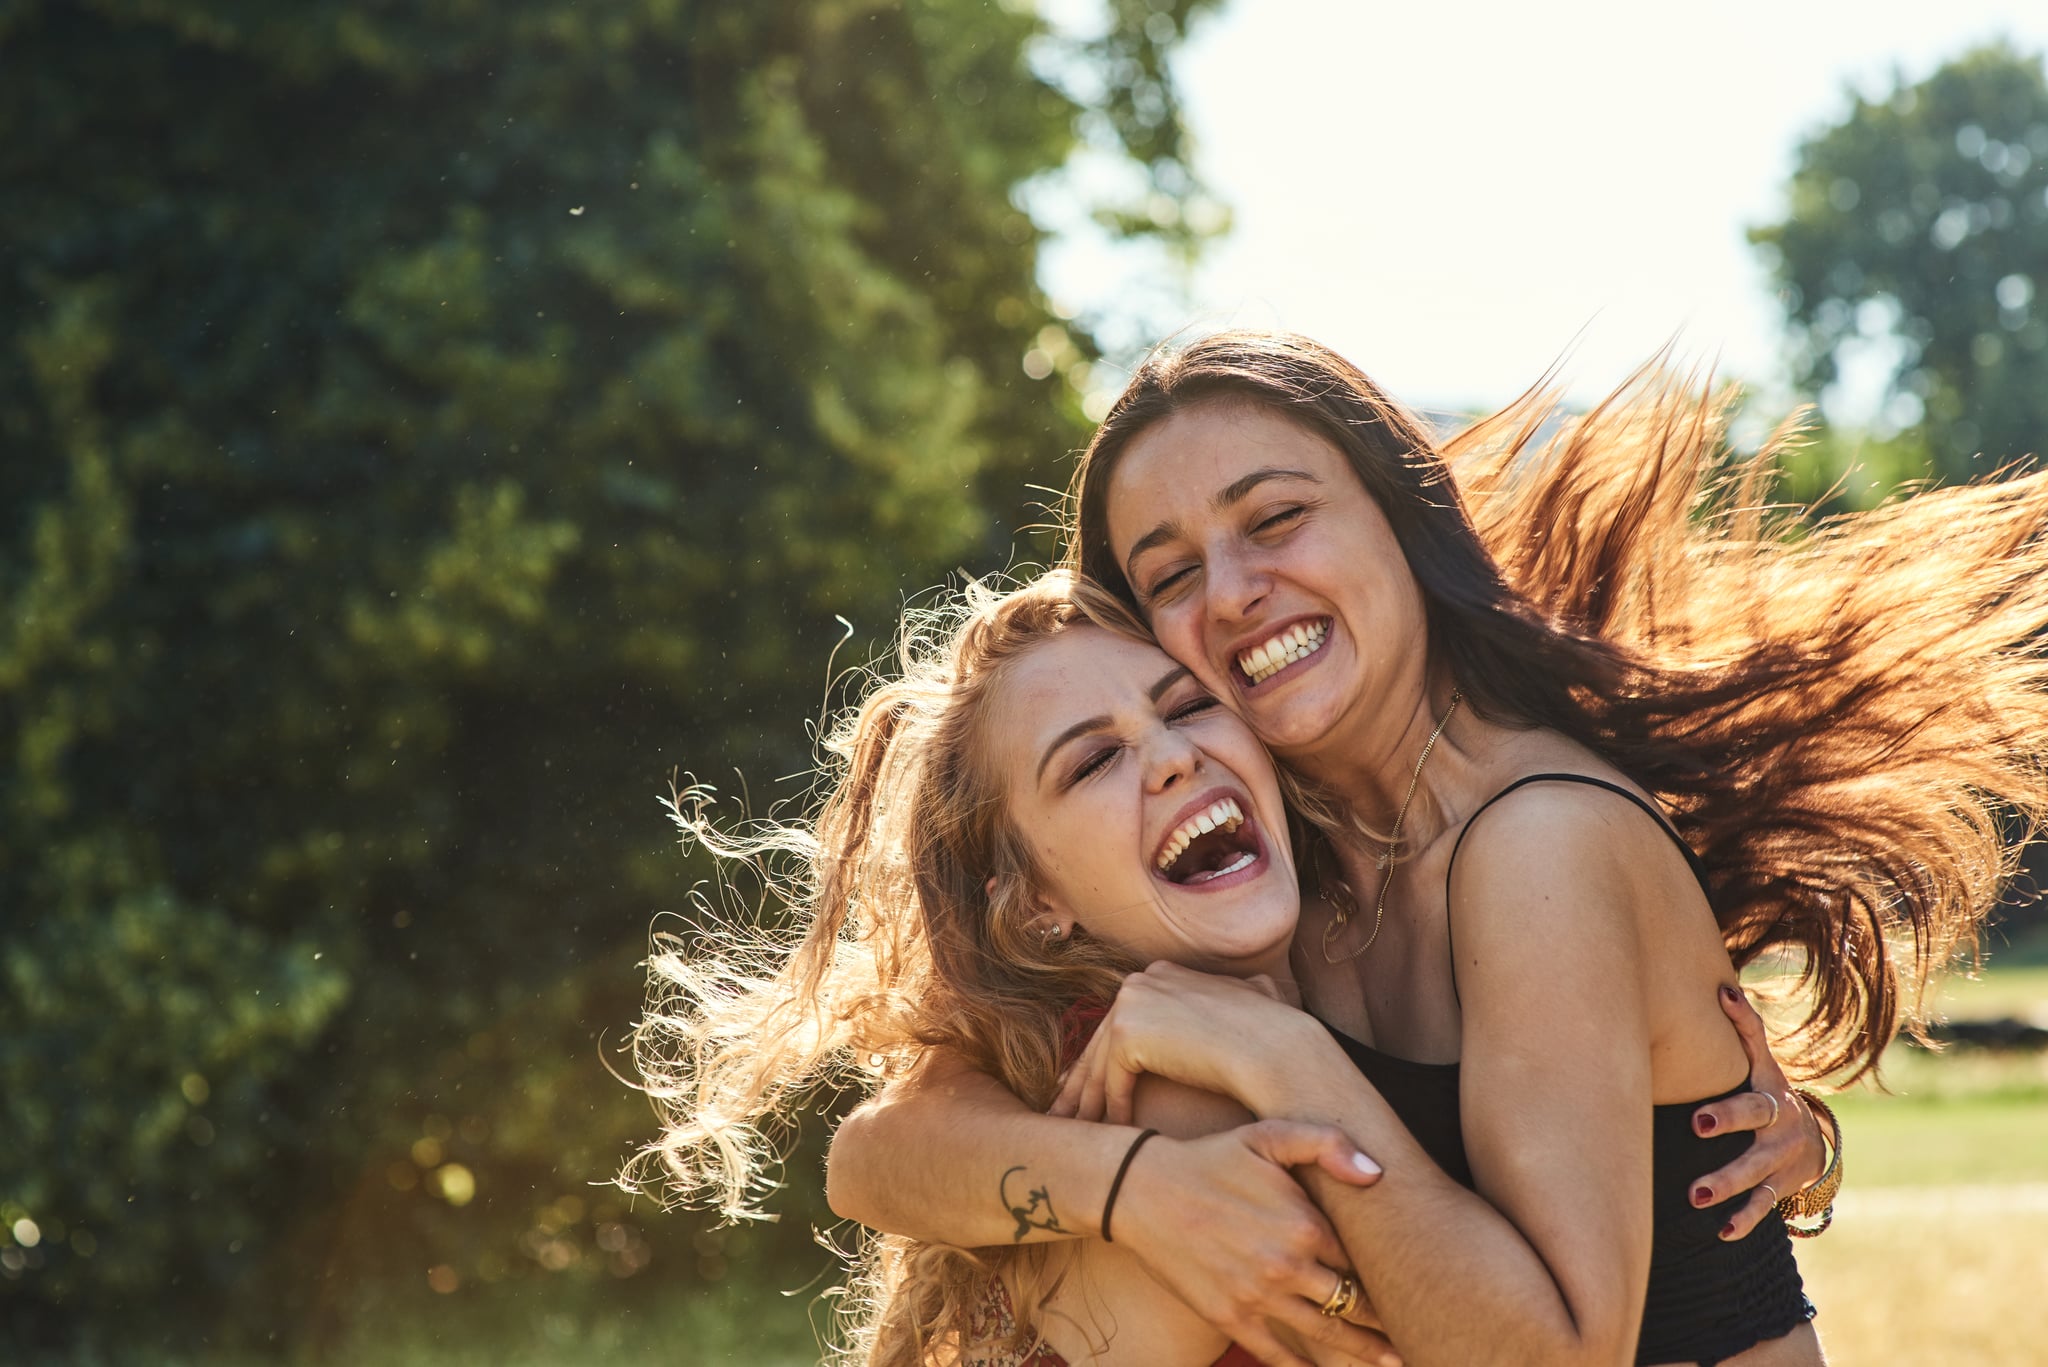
[
  {"xmin": 1239, "ymin": 1036, "xmax": 1636, "ymax": 1367},
  {"xmin": 826, "ymin": 1050, "xmax": 1141, "ymax": 1246},
  {"xmin": 1303, "ymin": 1161, "xmax": 1611, "ymax": 1367}
]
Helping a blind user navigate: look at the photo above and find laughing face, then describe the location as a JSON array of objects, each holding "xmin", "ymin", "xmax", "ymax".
[
  {"xmin": 992, "ymin": 625, "xmax": 1300, "ymax": 976},
  {"xmin": 1105, "ymin": 399, "xmax": 1431, "ymax": 769}
]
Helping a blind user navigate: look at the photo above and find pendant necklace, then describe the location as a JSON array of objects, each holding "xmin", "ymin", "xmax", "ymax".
[{"xmin": 1322, "ymin": 690, "xmax": 1462, "ymax": 965}]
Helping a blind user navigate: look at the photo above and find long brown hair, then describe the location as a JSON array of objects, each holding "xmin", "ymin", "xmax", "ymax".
[
  {"xmin": 1066, "ymin": 329, "xmax": 2048, "ymax": 1082},
  {"xmin": 624, "ymin": 572, "xmax": 1155, "ymax": 1363}
]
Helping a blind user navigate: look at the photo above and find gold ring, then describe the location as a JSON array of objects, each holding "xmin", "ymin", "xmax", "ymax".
[
  {"xmin": 1318, "ymin": 1270, "xmax": 1359, "ymax": 1319},
  {"xmin": 1760, "ymin": 1091, "xmax": 1780, "ymax": 1127}
]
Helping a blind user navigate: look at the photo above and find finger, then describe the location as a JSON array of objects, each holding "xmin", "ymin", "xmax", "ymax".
[
  {"xmin": 1244, "ymin": 1119, "xmax": 1382, "ymax": 1187},
  {"xmin": 1718, "ymin": 984, "xmax": 1782, "ymax": 1077},
  {"xmin": 1688, "ymin": 1140, "xmax": 1773, "ymax": 1211},
  {"xmin": 1717, "ymin": 1185, "xmax": 1778, "ymax": 1242},
  {"xmin": 1103, "ymin": 1057, "xmax": 1140, "ymax": 1127},
  {"xmin": 1691, "ymin": 1089, "xmax": 1780, "ymax": 1138},
  {"xmin": 1310, "ymin": 1142, "xmax": 1384, "ymax": 1188},
  {"xmin": 1269, "ymin": 1299, "xmax": 1401, "ymax": 1367},
  {"xmin": 1047, "ymin": 1059, "xmax": 1086, "ymax": 1117},
  {"xmin": 1075, "ymin": 1048, "xmax": 1110, "ymax": 1123}
]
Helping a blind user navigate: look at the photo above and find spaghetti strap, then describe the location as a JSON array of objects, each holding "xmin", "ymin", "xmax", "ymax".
[{"xmin": 1442, "ymin": 773, "xmax": 1710, "ymax": 1006}]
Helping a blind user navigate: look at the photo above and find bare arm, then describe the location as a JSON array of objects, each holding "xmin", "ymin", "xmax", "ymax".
[
  {"xmin": 828, "ymin": 1049, "xmax": 1135, "ymax": 1246},
  {"xmin": 827, "ymin": 1047, "xmax": 1393, "ymax": 1367},
  {"xmin": 1059, "ymin": 795, "xmax": 1695, "ymax": 1367}
]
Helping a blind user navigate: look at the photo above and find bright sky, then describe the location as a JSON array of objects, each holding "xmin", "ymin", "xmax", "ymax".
[{"xmin": 1041, "ymin": 1, "xmax": 2048, "ymax": 420}]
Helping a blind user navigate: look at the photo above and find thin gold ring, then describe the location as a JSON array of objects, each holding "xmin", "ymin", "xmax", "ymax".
[
  {"xmin": 1759, "ymin": 1183, "xmax": 1779, "ymax": 1207},
  {"xmin": 1760, "ymin": 1091, "xmax": 1781, "ymax": 1127},
  {"xmin": 1318, "ymin": 1270, "xmax": 1359, "ymax": 1319}
]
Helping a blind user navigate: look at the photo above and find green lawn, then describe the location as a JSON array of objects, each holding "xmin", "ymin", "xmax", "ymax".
[{"xmin": 1797, "ymin": 933, "xmax": 2048, "ymax": 1362}]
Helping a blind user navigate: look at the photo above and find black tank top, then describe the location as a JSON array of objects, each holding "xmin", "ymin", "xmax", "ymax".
[{"xmin": 1322, "ymin": 773, "xmax": 1814, "ymax": 1366}]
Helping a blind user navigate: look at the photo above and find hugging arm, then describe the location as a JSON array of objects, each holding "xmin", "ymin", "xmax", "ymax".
[
  {"xmin": 827, "ymin": 1049, "xmax": 1393, "ymax": 1367},
  {"xmin": 1064, "ymin": 802, "xmax": 1708, "ymax": 1367}
]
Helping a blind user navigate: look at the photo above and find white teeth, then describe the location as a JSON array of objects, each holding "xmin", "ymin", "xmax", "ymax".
[
  {"xmin": 1237, "ymin": 621, "xmax": 1328, "ymax": 686},
  {"xmin": 1185, "ymin": 850, "xmax": 1258, "ymax": 884},
  {"xmin": 1155, "ymin": 797, "xmax": 1247, "ymax": 871}
]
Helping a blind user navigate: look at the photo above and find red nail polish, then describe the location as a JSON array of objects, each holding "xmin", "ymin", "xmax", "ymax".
[
  {"xmin": 1693, "ymin": 1185, "xmax": 1713, "ymax": 1206},
  {"xmin": 1719, "ymin": 1222, "xmax": 1735, "ymax": 1240},
  {"xmin": 1720, "ymin": 984, "xmax": 1740, "ymax": 1003},
  {"xmin": 1696, "ymin": 1114, "xmax": 1718, "ymax": 1135}
]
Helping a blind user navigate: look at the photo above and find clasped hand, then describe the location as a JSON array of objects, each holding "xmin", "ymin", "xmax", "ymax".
[{"xmin": 1050, "ymin": 965, "xmax": 1398, "ymax": 1367}]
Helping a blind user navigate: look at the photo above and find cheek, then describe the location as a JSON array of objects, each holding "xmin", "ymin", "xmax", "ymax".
[{"xmin": 1150, "ymin": 605, "xmax": 1222, "ymax": 680}]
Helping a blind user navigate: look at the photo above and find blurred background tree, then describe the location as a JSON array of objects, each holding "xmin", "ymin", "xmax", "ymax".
[
  {"xmin": 0, "ymin": 0, "xmax": 1218, "ymax": 1357},
  {"xmin": 1754, "ymin": 40, "xmax": 2048, "ymax": 487}
]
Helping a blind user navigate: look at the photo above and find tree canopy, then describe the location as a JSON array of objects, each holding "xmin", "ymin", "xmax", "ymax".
[
  {"xmin": 0, "ymin": 0, "xmax": 1216, "ymax": 1353},
  {"xmin": 1753, "ymin": 42, "xmax": 2048, "ymax": 480}
]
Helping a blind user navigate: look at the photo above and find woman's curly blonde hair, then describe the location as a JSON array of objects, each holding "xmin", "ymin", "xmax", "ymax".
[{"xmin": 623, "ymin": 570, "xmax": 1158, "ymax": 1364}]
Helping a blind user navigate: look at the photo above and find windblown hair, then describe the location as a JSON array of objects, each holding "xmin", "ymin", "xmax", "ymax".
[
  {"xmin": 1067, "ymin": 329, "xmax": 2048, "ymax": 1082},
  {"xmin": 624, "ymin": 571, "xmax": 1154, "ymax": 1365}
]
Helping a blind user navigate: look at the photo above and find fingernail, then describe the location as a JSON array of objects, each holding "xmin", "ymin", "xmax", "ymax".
[
  {"xmin": 1382, "ymin": 1356, "xmax": 1403, "ymax": 1367},
  {"xmin": 1720, "ymin": 984, "xmax": 1740, "ymax": 1004},
  {"xmin": 1352, "ymin": 1150, "xmax": 1382, "ymax": 1176},
  {"xmin": 1719, "ymin": 1221, "xmax": 1736, "ymax": 1240},
  {"xmin": 1695, "ymin": 1114, "xmax": 1717, "ymax": 1135},
  {"xmin": 1692, "ymin": 1185, "xmax": 1713, "ymax": 1207}
]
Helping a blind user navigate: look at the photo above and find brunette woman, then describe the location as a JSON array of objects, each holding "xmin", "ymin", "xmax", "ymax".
[{"xmin": 827, "ymin": 332, "xmax": 2048, "ymax": 1366}]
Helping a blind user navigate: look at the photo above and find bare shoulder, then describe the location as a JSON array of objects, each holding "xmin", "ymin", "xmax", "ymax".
[{"xmin": 1445, "ymin": 774, "xmax": 1700, "ymax": 936}]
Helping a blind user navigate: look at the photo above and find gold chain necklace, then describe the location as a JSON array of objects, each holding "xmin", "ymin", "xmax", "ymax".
[{"xmin": 1321, "ymin": 690, "xmax": 1463, "ymax": 965}]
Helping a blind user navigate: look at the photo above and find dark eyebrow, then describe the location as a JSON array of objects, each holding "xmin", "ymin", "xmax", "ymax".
[
  {"xmin": 1121, "ymin": 467, "xmax": 1323, "ymax": 584},
  {"xmin": 1147, "ymin": 664, "xmax": 1191, "ymax": 702},
  {"xmin": 1035, "ymin": 665, "xmax": 1192, "ymax": 784}
]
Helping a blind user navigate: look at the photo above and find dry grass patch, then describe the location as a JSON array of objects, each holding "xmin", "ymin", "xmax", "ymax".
[{"xmin": 1799, "ymin": 1186, "xmax": 2048, "ymax": 1365}]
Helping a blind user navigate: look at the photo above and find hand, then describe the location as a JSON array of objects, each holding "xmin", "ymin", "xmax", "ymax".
[
  {"xmin": 1113, "ymin": 1121, "xmax": 1399, "ymax": 1367},
  {"xmin": 1051, "ymin": 962, "xmax": 1330, "ymax": 1124},
  {"xmin": 1687, "ymin": 984, "xmax": 1828, "ymax": 1240}
]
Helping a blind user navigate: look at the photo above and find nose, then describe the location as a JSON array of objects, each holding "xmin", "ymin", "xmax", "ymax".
[
  {"xmin": 1206, "ymin": 544, "xmax": 1271, "ymax": 623},
  {"xmin": 1141, "ymin": 724, "xmax": 1203, "ymax": 794}
]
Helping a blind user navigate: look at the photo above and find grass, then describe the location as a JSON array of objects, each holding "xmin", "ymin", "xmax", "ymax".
[
  {"xmin": 1799, "ymin": 1188, "xmax": 2048, "ymax": 1365},
  {"xmin": 1792, "ymin": 935, "xmax": 2048, "ymax": 1362}
]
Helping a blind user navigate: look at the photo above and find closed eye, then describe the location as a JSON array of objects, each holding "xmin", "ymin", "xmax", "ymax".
[
  {"xmin": 1068, "ymin": 744, "xmax": 1121, "ymax": 785},
  {"xmin": 1145, "ymin": 564, "xmax": 1195, "ymax": 599},
  {"xmin": 1168, "ymin": 695, "xmax": 1219, "ymax": 723},
  {"xmin": 1254, "ymin": 505, "xmax": 1307, "ymax": 534}
]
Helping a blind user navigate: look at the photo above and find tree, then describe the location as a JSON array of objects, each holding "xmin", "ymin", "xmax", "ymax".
[
  {"xmin": 1753, "ymin": 42, "xmax": 2048, "ymax": 481},
  {"xmin": 0, "ymin": 0, "xmax": 1218, "ymax": 1353}
]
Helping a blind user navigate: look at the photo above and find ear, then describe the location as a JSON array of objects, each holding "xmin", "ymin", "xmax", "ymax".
[{"xmin": 991, "ymin": 874, "xmax": 1078, "ymax": 945}]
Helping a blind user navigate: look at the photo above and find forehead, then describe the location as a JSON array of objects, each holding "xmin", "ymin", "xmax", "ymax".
[
  {"xmin": 1107, "ymin": 401, "xmax": 1351, "ymax": 539},
  {"xmin": 994, "ymin": 628, "xmax": 1180, "ymax": 745}
]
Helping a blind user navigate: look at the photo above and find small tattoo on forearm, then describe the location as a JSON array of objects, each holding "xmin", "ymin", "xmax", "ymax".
[{"xmin": 1000, "ymin": 1165, "xmax": 1068, "ymax": 1241}]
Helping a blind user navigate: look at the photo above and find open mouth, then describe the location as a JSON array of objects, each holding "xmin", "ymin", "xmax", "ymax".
[
  {"xmin": 1236, "ymin": 618, "xmax": 1331, "ymax": 688},
  {"xmin": 1154, "ymin": 796, "xmax": 1265, "ymax": 886}
]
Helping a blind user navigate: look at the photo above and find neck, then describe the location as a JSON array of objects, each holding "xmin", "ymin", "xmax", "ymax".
[{"xmin": 1293, "ymin": 677, "xmax": 1468, "ymax": 839}]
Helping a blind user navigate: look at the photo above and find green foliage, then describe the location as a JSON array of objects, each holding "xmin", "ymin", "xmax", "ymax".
[
  {"xmin": 1760, "ymin": 418, "xmax": 1935, "ymax": 515},
  {"xmin": 1753, "ymin": 42, "xmax": 2048, "ymax": 480},
  {"xmin": 0, "ymin": 0, "xmax": 1216, "ymax": 1353}
]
